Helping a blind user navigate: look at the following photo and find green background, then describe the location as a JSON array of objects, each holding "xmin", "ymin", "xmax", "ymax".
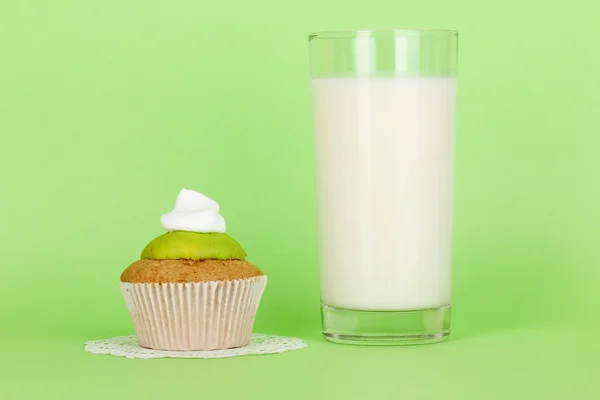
[{"xmin": 1, "ymin": 0, "xmax": 599, "ymax": 398}]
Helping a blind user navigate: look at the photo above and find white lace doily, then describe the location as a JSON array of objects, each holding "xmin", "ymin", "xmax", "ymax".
[{"xmin": 85, "ymin": 334, "xmax": 307, "ymax": 359}]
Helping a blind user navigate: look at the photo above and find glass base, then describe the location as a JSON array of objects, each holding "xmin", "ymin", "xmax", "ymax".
[{"xmin": 321, "ymin": 304, "xmax": 451, "ymax": 345}]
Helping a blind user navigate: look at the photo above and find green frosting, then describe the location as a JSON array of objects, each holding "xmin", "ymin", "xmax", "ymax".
[{"xmin": 141, "ymin": 231, "xmax": 247, "ymax": 260}]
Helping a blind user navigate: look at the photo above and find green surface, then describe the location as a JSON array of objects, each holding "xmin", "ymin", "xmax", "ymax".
[
  {"xmin": 1, "ymin": 0, "xmax": 599, "ymax": 398},
  {"xmin": 141, "ymin": 231, "xmax": 247, "ymax": 260}
]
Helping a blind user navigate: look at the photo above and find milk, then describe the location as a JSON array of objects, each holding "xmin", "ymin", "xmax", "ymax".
[{"xmin": 311, "ymin": 77, "xmax": 456, "ymax": 311}]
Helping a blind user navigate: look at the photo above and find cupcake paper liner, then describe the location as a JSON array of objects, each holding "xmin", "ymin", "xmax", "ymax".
[{"xmin": 120, "ymin": 276, "xmax": 267, "ymax": 351}]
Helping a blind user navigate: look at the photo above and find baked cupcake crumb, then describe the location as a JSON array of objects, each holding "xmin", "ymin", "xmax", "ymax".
[{"xmin": 121, "ymin": 259, "xmax": 263, "ymax": 283}]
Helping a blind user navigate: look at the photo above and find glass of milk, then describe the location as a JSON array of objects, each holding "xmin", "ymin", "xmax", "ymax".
[{"xmin": 309, "ymin": 29, "xmax": 458, "ymax": 345}]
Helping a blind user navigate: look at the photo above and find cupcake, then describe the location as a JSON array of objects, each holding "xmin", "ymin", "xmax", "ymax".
[{"xmin": 120, "ymin": 188, "xmax": 267, "ymax": 351}]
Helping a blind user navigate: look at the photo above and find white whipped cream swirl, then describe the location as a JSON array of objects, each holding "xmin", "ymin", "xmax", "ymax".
[{"xmin": 160, "ymin": 188, "xmax": 226, "ymax": 233}]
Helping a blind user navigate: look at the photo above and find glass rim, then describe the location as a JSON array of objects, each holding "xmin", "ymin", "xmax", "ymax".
[{"xmin": 308, "ymin": 29, "xmax": 458, "ymax": 40}]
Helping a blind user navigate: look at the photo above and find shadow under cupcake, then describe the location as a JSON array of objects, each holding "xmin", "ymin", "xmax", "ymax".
[{"xmin": 120, "ymin": 189, "xmax": 267, "ymax": 351}]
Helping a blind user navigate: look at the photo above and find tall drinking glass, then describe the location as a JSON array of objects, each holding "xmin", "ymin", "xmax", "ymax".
[{"xmin": 309, "ymin": 29, "xmax": 458, "ymax": 345}]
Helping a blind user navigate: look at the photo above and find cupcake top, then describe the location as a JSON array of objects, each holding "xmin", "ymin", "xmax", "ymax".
[
  {"xmin": 142, "ymin": 188, "xmax": 247, "ymax": 260},
  {"xmin": 121, "ymin": 188, "xmax": 262, "ymax": 283}
]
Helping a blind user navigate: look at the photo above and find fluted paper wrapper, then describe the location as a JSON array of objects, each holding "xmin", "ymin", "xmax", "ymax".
[{"xmin": 120, "ymin": 276, "xmax": 267, "ymax": 351}]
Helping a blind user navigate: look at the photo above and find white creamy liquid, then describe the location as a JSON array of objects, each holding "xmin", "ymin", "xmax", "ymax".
[{"xmin": 311, "ymin": 77, "xmax": 456, "ymax": 311}]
